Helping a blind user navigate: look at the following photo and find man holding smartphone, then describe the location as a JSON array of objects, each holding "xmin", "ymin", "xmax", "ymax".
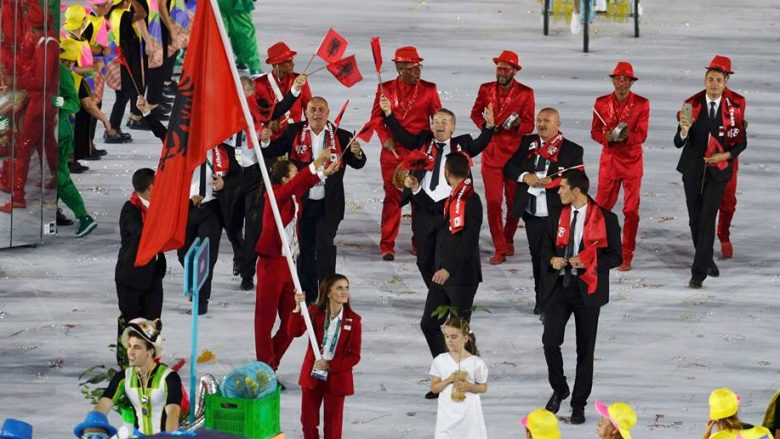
[
  {"xmin": 590, "ymin": 62, "xmax": 650, "ymax": 272},
  {"xmin": 674, "ymin": 55, "xmax": 747, "ymax": 289}
]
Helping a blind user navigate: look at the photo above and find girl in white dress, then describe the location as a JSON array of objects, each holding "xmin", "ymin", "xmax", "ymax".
[{"xmin": 429, "ymin": 317, "xmax": 488, "ymax": 439}]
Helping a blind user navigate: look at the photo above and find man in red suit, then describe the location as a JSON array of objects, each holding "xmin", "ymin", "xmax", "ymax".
[
  {"xmin": 590, "ymin": 62, "xmax": 650, "ymax": 271},
  {"xmin": 0, "ymin": 2, "xmax": 58, "ymax": 212},
  {"xmin": 370, "ymin": 46, "xmax": 441, "ymax": 260},
  {"xmin": 470, "ymin": 50, "xmax": 535, "ymax": 264},
  {"xmin": 255, "ymin": 42, "xmax": 312, "ymax": 140}
]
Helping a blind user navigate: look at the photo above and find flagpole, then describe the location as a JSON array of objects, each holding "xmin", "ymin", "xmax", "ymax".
[
  {"xmin": 208, "ymin": 0, "xmax": 323, "ymax": 361},
  {"xmin": 306, "ymin": 64, "xmax": 328, "ymax": 76},
  {"xmin": 302, "ymin": 53, "xmax": 316, "ymax": 75}
]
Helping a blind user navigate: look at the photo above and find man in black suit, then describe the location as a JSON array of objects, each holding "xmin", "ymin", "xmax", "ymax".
[
  {"xmin": 115, "ymin": 168, "xmax": 166, "ymax": 364},
  {"xmin": 504, "ymin": 108, "xmax": 584, "ymax": 315},
  {"xmin": 675, "ymin": 55, "xmax": 747, "ymax": 289},
  {"xmin": 380, "ymin": 100, "xmax": 495, "ymax": 288},
  {"xmin": 539, "ymin": 169, "xmax": 622, "ymax": 424},
  {"xmin": 261, "ymin": 96, "xmax": 367, "ymax": 302}
]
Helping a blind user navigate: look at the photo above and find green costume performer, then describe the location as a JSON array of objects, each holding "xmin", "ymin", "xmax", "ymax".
[
  {"xmin": 57, "ymin": 63, "xmax": 97, "ymax": 237},
  {"xmin": 217, "ymin": 0, "xmax": 262, "ymax": 77}
]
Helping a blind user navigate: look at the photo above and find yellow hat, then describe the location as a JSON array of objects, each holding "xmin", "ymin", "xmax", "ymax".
[
  {"xmin": 59, "ymin": 38, "xmax": 82, "ymax": 62},
  {"xmin": 112, "ymin": 0, "xmax": 123, "ymax": 5},
  {"xmin": 710, "ymin": 388, "xmax": 740, "ymax": 420},
  {"xmin": 595, "ymin": 400, "xmax": 637, "ymax": 439},
  {"xmin": 521, "ymin": 408, "xmax": 561, "ymax": 439},
  {"xmin": 737, "ymin": 426, "xmax": 773, "ymax": 439},
  {"xmin": 63, "ymin": 4, "xmax": 87, "ymax": 32}
]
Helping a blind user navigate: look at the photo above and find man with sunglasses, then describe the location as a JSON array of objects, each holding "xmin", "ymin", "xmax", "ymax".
[
  {"xmin": 590, "ymin": 62, "xmax": 650, "ymax": 272},
  {"xmin": 73, "ymin": 411, "xmax": 117, "ymax": 439},
  {"xmin": 470, "ymin": 50, "xmax": 535, "ymax": 265},
  {"xmin": 370, "ymin": 46, "xmax": 442, "ymax": 261}
]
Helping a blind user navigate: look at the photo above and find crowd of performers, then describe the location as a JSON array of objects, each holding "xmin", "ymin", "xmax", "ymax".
[{"xmin": 0, "ymin": 1, "xmax": 760, "ymax": 438}]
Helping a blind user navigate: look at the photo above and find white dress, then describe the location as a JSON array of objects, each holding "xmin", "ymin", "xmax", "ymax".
[{"xmin": 429, "ymin": 353, "xmax": 489, "ymax": 439}]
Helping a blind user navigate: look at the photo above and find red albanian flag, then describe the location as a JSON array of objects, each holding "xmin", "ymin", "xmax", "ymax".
[
  {"xmin": 327, "ymin": 54, "xmax": 363, "ymax": 88},
  {"xmin": 316, "ymin": 27, "xmax": 348, "ymax": 63},
  {"xmin": 136, "ymin": 0, "xmax": 247, "ymax": 265},
  {"xmin": 333, "ymin": 99, "xmax": 350, "ymax": 128},
  {"xmin": 370, "ymin": 36, "xmax": 382, "ymax": 73},
  {"xmin": 355, "ymin": 121, "xmax": 374, "ymax": 142},
  {"xmin": 705, "ymin": 134, "xmax": 728, "ymax": 171}
]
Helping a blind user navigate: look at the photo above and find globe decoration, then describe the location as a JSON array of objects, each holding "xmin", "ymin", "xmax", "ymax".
[{"xmin": 221, "ymin": 361, "xmax": 277, "ymax": 399}]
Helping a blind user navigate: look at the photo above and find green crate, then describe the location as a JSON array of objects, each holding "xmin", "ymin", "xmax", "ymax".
[{"xmin": 204, "ymin": 386, "xmax": 281, "ymax": 439}]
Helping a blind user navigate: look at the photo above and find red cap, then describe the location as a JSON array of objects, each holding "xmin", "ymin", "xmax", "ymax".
[
  {"xmin": 609, "ymin": 61, "xmax": 637, "ymax": 80},
  {"xmin": 27, "ymin": 2, "xmax": 46, "ymax": 27},
  {"xmin": 265, "ymin": 42, "xmax": 296, "ymax": 65},
  {"xmin": 392, "ymin": 46, "xmax": 423, "ymax": 63},
  {"xmin": 706, "ymin": 55, "xmax": 734, "ymax": 75},
  {"xmin": 493, "ymin": 50, "xmax": 521, "ymax": 70}
]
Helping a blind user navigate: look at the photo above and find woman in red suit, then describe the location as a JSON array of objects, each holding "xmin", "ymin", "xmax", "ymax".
[{"xmin": 288, "ymin": 274, "xmax": 362, "ymax": 439}]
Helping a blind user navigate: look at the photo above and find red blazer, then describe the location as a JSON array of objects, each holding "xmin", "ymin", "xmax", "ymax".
[
  {"xmin": 254, "ymin": 166, "xmax": 322, "ymax": 257},
  {"xmin": 370, "ymin": 78, "xmax": 441, "ymax": 165},
  {"xmin": 287, "ymin": 305, "xmax": 362, "ymax": 396},
  {"xmin": 254, "ymin": 72, "xmax": 312, "ymax": 139},
  {"xmin": 470, "ymin": 80, "xmax": 535, "ymax": 167},
  {"xmin": 591, "ymin": 91, "xmax": 650, "ymax": 178}
]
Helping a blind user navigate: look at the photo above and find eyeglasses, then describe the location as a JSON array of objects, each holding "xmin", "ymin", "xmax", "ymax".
[{"xmin": 81, "ymin": 433, "xmax": 110, "ymax": 439}]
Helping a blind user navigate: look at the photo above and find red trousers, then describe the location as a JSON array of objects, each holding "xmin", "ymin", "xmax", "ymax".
[
  {"xmin": 379, "ymin": 159, "xmax": 402, "ymax": 254},
  {"xmin": 596, "ymin": 173, "xmax": 641, "ymax": 262},
  {"xmin": 301, "ymin": 381, "xmax": 345, "ymax": 439},
  {"xmin": 1, "ymin": 95, "xmax": 57, "ymax": 199},
  {"xmin": 254, "ymin": 256, "xmax": 296, "ymax": 370},
  {"xmin": 481, "ymin": 163, "xmax": 520, "ymax": 255},
  {"xmin": 717, "ymin": 158, "xmax": 738, "ymax": 243}
]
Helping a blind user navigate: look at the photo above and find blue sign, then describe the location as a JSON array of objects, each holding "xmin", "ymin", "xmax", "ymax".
[{"xmin": 181, "ymin": 237, "xmax": 210, "ymax": 423}]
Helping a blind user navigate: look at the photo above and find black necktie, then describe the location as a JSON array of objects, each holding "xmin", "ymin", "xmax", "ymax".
[
  {"xmin": 527, "ymin": 155, "xmax": 548, "ymax": 215},
  {"xmin": 709, "ymin": 101, "xmax": 716, "ymax": 121},
  {"xmin": 563, "ymin": 209, "xmax": 579, "ymax": 288},
  {"xmin": 198, "ymin": 162, "xmax": 207, "ymax": 197},
  {"xmin": 429, "ymin": 142, "xmax": 446, "ymax": 191},
  {"xmin": 236, "ymin": 132, "xmax": 243, "ymax": 148}
]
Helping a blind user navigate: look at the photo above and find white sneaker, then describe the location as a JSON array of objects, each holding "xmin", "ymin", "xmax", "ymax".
[{"xmin": 571, "ymin": 12, "xmax": 582, "ymax": 34}]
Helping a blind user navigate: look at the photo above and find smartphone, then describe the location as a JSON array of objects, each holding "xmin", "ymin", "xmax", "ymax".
[{"xmin": 682, "ymin": 103, "xmax": 693, "ymax": 122}]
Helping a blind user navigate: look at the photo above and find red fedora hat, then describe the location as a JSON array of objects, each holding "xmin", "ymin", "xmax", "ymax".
[
  {"xmin": 392, "ymin": 46, "xmax": 423, "ymax": 63},
  {"xmin": 265, "ymin": 42, "xmax": 297, "ymax": 65},
  {"xmin": 706, "ymin": 55, "xmax": 734, "ymax": 75},
  {"xmin": 609, "ymin": 61, "xmax": 637, "ymax": 80},
  {"xmin": 493, "ymin": 50, "xmax": 521, "ymax": 70}
]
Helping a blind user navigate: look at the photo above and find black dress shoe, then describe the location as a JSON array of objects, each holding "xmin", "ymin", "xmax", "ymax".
[
  {"xmin": 381, "ymin": 252, "xmax": 395, "ymax": 261},
  {"xmin": 117, "ymin": 130, "xmax": 133, "ymax": 142},
  {"xmin": 93, "ymin": 148, "xmax": 108, "ymax": 157},
  {"xmin": 56, "ymin": 208, "xmax": 73, "ymax": 226},
  {"xmin": 198, "ymin": 301, "xmax": 208, "ymax": 315},
  {"xmin": 545, "ymin": 388, "xmax": 570, "ymax": 414},
  {"xmin": 688, "ymin": 277, "xmax": 703, "ymax": 289},
  {"xmin": 126, "ymin": 118, "xmax": 151, "ymax": 131},
  {"xmin": 233, "ymin": 261, "xmax": 241, "ymax": 276},
  {"xmin": 425, "ymin": 391, "xmax": 439, "ymax": 400},
  {"xmin": 104, "ymin": 131, "xmax": 129, "ymax": 144},
  {"xmin": 68, "ymin": 161, "xmax": 89, "ymax": 174},
  {"xmin": 81, "ymin": 153, "xmax": 101, "ymax": 161},
  {"xmin": 570, "ymin": 406, "xmax": 586, "ymax": 424},
  {"xmin": 240, "ymin": 277, "xmax": 254, "ymax": 291},
  {"xmin": 707, "ymin": 263, "xmax": 720, "ymax": 277}
]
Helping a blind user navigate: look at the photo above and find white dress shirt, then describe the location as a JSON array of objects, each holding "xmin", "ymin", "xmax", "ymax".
[
  {"xmin": 414, "ymin": 139, "xmax": 452, "ymax": 203},
  {"xmin": 308, "ymin": 129, "xmax": 327, "ymax": 200},
  {"xmin": 559, "ymin": 202, "xmax": 588, "ymax": 276},
  {"xmin": 189, "ymin": 148, "xmax": 217, "ymax": 203}
]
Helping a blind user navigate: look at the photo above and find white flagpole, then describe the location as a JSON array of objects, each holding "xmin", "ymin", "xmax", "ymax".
[{"xmin": 209, "ymin": 0, "xmax": 323, "ymax": 361}]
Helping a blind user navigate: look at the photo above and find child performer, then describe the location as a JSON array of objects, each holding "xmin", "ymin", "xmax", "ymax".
[
  {"xmin": 289, "ymin": 274, "xmax": 362, "ymax": 439},
  {"xmin": 429, "ymin": 317, "xmax": 488, "ymax": 438}
]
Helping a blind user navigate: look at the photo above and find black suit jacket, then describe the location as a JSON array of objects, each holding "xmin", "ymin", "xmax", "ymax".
[
  {"xmin": 385, "ymin": 114, "xmax": 494, "ymax": 158},
  {"xmin": 436, "ymin": 191, "xmax": 483, "ymax": 285},
  {"xmin": 264, "ymin": 122, "xmax": 367, "ymax": 222},
  {"xmin": 115, "ymin": 201, "xmax": 167, "ymax": 290},
  {"xmin": 539, "ymin": 204, "xmax": 622, "ymax": 308},
  {"xmin": 504, "ymin": 135, "xmax": 584, "ymax": 218},
  {"xmin": 674, "ymin": 96, "xmax": 746, "ymax": 182}
]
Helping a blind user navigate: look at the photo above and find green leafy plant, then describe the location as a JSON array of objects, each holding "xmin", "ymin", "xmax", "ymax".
[
  {"xmin": 78, "ymin": 345, "xmax": 132, "ymax": 414},
  {"xmin": 431, "ymin": 304, "xmax": 492, "ymax": 320}
]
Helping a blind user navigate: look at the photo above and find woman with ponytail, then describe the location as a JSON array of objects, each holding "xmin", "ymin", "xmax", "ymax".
[{"xmin": 429, "ymin": 317, "xmax": 489, "ymax": 438}]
